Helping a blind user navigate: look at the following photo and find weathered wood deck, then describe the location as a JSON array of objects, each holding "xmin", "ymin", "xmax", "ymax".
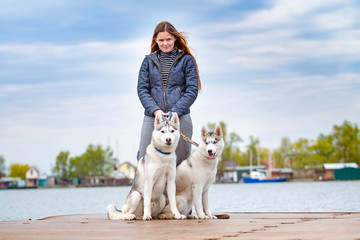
[{"xmin": 1, "ymin": 212, "xmax": 359, "ymax": 239}]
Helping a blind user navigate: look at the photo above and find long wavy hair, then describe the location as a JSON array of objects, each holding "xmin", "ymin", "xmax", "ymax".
[{"xmin": 151, "ymin": 21, "xmax": 201, "ymax": 92}]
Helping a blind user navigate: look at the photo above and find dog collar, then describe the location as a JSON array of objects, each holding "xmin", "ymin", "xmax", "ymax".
[{"xmin": 154, "ymin": 147, "xmax": 171, "ymax": 155}]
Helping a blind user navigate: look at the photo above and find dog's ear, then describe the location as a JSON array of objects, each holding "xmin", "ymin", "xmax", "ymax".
[
  {"xmin": 171, "ymin": 112, "xmax": 179, "ymax": 125},
  {"xmin": 154, "ymin": 113, "xmax": 162, "ymax": 127},
  {"xmin": 201, "ymin": 126, "xmax": 207, "ymax": 137},
  {"xmin": 215, "ymin": 125, "xmax": 223, "ymax": 138}
]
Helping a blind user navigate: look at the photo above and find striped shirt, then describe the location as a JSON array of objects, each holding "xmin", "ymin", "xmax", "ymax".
[{"xmin": 158, "ymin": 48, "xmax": 177, "ymax": 91}]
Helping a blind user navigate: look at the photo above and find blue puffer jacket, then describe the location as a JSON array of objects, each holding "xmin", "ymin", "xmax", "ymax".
[{"xmin": 137, "ymin": 50, "xmax": 199, "ymax": 117}]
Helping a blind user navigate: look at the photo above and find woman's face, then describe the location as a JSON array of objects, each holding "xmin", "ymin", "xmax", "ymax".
[{"xmin": 155, "ymin": 31, "xmax": 176, "ymax": 53}]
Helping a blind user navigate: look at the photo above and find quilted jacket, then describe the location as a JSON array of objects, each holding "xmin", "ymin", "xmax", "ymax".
[{"xmin": 137, "ymin": 50, "xmax": 199, "ymax": 117}]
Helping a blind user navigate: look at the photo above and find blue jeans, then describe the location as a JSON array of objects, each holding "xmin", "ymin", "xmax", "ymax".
[{"xmin": 137, "ymin": 114, "xmax": 193, "ymax": 166}]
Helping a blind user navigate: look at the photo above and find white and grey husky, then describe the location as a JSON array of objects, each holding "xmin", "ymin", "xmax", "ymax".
[
  {"xmin": 160, "ymin": 125, "xmax": 224, "ymax": 220},
  {"xmin": 107, "ymin": 113, "xmax": 185, "ymax": 220}
]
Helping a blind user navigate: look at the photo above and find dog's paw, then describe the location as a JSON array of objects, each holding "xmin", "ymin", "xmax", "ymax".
[
  {"xmin": 197, "ymin": 213, "xmax": 206, "ymax": 220},
  {"xmin": 142, "ymin": 214, "xmax": 152, "ymax": 221},
  {"xmin": 186, "ymin": 215, "xmax": 198, "ymax": 219},
  {"xmin": 123, "ymin": 213, "xmax": 136, "ymax": 220},
  {"xmin": 158, "ymin": 213, "xmax": 173, "ymax": 220},
  {"xmin": 158, "ymin": 213, "xmax": 168, "ymax": 220},
  {"xmin": 205, "ymin": 215, "xmax": 217, "ymax": 219},
  {"xmin": 174, "ymin": 213, "xmax": 186, "ymax": 220}
]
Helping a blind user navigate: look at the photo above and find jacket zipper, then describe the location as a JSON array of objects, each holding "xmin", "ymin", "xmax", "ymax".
[{"xmin": 146, "ymin": 51, "xmax": 184, "ymax": 113}]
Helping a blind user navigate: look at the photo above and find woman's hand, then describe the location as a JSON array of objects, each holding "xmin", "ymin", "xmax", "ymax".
[
  {"xmin": 153, "ymin": 110, "xmax": 176, "ymax": 119},
  {"xmin": 153, "ymin": 109, "xmax": 165, "ymax": 117}
]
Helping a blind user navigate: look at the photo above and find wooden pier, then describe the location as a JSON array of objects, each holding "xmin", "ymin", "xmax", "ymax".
[{"xmin": 1, "ymin": 212, "xmax": 359, "ymax": 239}]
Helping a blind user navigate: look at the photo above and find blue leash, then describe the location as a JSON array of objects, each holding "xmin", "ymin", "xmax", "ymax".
[{"xmin": 161, "ymin": 111, "xmax": 173, "ymax": 121}]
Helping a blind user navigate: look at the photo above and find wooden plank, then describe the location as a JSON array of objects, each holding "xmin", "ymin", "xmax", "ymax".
[{"xmin": 0, "ymin": 213, "xmax": 359, "ymax": 239}]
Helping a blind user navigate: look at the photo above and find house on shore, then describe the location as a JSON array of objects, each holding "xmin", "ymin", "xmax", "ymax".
[
  {"xmin": 25, "ymin": 167, "xmax": 39, "ymax": 188},
  {"xmin": 219, "ymin": 160, "xmax": 294, "ymax": 183},
  {"xmin": 322, "ymin": 163, "xmax": 360, "ymax": 180},
  {"xmin": 267, "ymin": 168, "xmax": 294, "ymax": 179},
  {"xmin": 116, "ymin": 162, "xmax": 135, "ymax": 179},
  {"xmin": 0, "ymin": 177, "xmax": 26, "ymax": 189},
  {"xmin": 219, "ymin": 162, "xmax": 267, "ymax": 183},
  {"xmin": 83, "ymin": 162, "xmax": 136, "ymax": 187}
]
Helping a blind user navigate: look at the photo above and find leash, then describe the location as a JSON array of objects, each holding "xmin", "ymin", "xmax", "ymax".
[
  {"xmin": 162, "ymin": 111, "xmax": 173, "ymax": 121},
  {"xmin": 161, "ymin": 111, "xmax": 199, "ymax": 148},
  {"xmin": 180, "ymin": 131, "xmax": 199, "ymax": 148}
]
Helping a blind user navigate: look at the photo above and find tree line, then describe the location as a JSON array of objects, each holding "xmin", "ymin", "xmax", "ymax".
[
  {"xmin": 1, "ymin": 120, "xmax": 358, "ymax": 180},
  {"xmin": 0, "ymin": 144, "xmax": 117, "ymax": 181},
  {"xmin": 215, "ymin": 120, "xmax": 359, "ymax": 169},
  {"xmin": 0, "ymin": 155, "xmax": 33, "ymax": 180},
  {"xmin": 52, "ymin": 144, "xmax": 117, "ymax": 182}
]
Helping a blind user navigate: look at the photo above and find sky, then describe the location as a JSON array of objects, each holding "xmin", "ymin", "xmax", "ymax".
[{"xmin": 0, "ymin": 0, "xmax": 359, "ymax": 175}]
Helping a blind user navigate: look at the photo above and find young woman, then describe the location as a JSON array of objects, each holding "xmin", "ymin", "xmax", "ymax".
[{"xmin": 137, "ymin": 21, "xmax": 201, "ymax": 165}]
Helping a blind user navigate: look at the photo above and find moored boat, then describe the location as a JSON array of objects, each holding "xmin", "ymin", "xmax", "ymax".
[{"xmin": 242, "ymin": 171, "xmax": 287, "ymax": 183}]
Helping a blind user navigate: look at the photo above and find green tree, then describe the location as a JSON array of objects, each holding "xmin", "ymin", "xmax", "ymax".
[
  {"xmin": 53, "ymin": 144, "xmax": 117, "ymax": 180},
  {"xmin": 8, "ymin": 163, "xmax": 30, "ymax": 180},
  {"xmin": 273, "ymin": 137, "xmax": 292, "ymax": 168},
  {"xmin": 53, "ymin": 151, "xmax": 71, "ymax": 180},
  {"xmin": 258, "ymin": 147, "xmax": 271, "ymax": 166},
  {"xmin": 309, "ymin": 134, "xmax": 334, "ymax": 166},
  {"xmin": 289, "ymin": 138, "xmax": 311, "ymax": 169},
  {"xmin": 80, "ymin": 144, "xmax": 117, "ymax": 176},
  {"xmin": 0, "ymin": 155, "xmax": 6, "ymax": 178},
  {"xmin": 246, "ymin": 136, "xmax": 260, "ymax": 166},
  {"xmin": 331, "ymin": 120, "xmax": 360, "ymax": 164},
  {"xmin": 232, "ymin": 150, "xmax": 247, "ymax": 166},
  {"xmin": 69, "ymin": 156, "xmax": 86, "ymax": 179}
]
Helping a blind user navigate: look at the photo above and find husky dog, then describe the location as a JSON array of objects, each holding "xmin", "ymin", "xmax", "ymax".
[
  {"xmin": 107, "ymin": 113, "xmax": 186, "ymax": 220},
  {"xmin": 159, "ymin": 125, "xmax": 224, "ymax": 220}
]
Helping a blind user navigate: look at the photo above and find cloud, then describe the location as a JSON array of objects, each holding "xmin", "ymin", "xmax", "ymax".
[
  {"xmin": 0, "ymin": 0, "xmax": 69, "ymax": 19},
  {"xmin": 201, "ymin": 0, "xmax": 354, "ymax": 32},
  {"xmin": 313, "ymin": 6, "xmax": 358, "ymax": 30},
  {"xmin": 1, "ymin": 0, "xmax": 359, "ymax": 174},
  {"xmin": 0, "ymin": 40, "xmax": 149, "ymax": 101},
  {"xmin": 0, "ymin": 40, "xmax": 149, "ymax": 172},
  {"xmin": 191, "ymin": 71, "xmax": 360, "ymax": 149},
  {"xmin": 191, "ymin": 0, "xmax": 360, "ymax": 78}
]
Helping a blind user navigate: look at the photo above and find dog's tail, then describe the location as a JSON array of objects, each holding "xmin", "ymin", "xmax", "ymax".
[{"xmin": 107, "ymin": 204, "xmax": 124, "ymax": 220}]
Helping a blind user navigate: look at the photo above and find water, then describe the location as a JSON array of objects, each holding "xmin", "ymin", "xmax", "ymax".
[{"xmin": 1, "ymin": 181, "xmax": 359, "ymax": 221}]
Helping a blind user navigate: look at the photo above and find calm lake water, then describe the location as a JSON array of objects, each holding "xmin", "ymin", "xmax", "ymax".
[{"xmin": 1, "ymin": 180, "xmax": 359, "ymax": 221}]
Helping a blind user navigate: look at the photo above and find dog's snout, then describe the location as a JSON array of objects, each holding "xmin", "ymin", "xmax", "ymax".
[
  {"xmin": 166, "ymin": 138, "xmax": 172, "ymax": 143},
  {"xmin": 208, "ymin": 149, "xmax": 213, "ymax": 154}
]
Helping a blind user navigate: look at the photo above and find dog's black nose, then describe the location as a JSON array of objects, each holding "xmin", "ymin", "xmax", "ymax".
[
  {"xmin": 208, "ymin": 149, "xmax": 213, "ymax": 154},
  {"xmin": 166, "ymin": 138, "xmax": 172, "ymax": 143}
]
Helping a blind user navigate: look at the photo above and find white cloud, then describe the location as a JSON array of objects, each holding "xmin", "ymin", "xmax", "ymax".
[
  {"xmin": 0, "ymin": 0, "xmax": 74, "ymax": 19},
  {"xmin": 0, "ymin": 89, "xmax": 144, "ymax": 173},
  {"xmin": 1, "ymin": 0, "xmax": 359, "ymax": 174},
  {"xmin": 314, "ymin": 6, "xmax": 358, "ymax": 30},
  {"xmin": 191, "ymin": 72, "xmax": 360, "ymax": 149},
  {"xmin": 0, "ymin": 41, "xmax": 147, "ymax": 65},
  {"xmin": 203, "ymin": 0, "xmax": 350, "ymax": 32}
]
